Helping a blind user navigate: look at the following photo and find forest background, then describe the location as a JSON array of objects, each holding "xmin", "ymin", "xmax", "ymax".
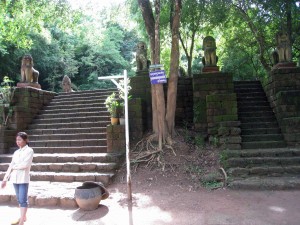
[{"xmin": 0, "ymin": 0, "xmax": 299, "ymax": 92}]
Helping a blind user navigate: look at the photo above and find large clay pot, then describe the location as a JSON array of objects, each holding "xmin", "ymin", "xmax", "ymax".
[{"xmin": 74, "ymin": 183, "xmax": 103, "ymax": 211}]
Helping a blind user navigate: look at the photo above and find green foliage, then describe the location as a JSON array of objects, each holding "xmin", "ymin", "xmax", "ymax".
[
  {"xmin": 0, "ymin": 76, "xmax": 15, "ymax": 125},
  {"xmin": 105, "ymin": 92, "xmax": 122, "ymax": 118}
]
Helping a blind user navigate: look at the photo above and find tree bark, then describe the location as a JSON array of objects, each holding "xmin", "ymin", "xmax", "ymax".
[
  {"xmin": 137, "ymin": 0, "xmax": 159, "ymax": 134},
  {"xmin": 166, "ymin": 0, "xmax": 181, "ymax": 137}
]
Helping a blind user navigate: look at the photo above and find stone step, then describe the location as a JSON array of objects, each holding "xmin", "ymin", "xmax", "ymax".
[
  {"xmin": 27, "ymin": 127, "xmax": 107, "ymax": 135},
  {"xmin": 0, "ymin": 153, "xmax": 123, "ymax": 163},
  {"xmin": 36, "ymin": 111, "xmax": 109, "ymax": 119},
  {"xmin": 0, "ymin": 162, "xmax": 118, "ymax": 173},
  {"xmin": 28, "ymin": 121, "xmax": 108, "ymax": 129},
  {"xmin": 29, "ymin": 139, "xmax": 107, "ymax": 148},
  {"xmin": 236, "ymin": 92, "xmax": 266, "ymax": 98},
  {"xmin": 233, "ymin": 80, "xmax": 261, "ymax": 86},
  {"xmin": 0, "ymin": 181, "xmax": 83, "ymax": 207},
  {"xmin": 241, "ymin": 141, "xmax": 286, "ymax": 149},
  {"xmin": 239, "ymin": 116, "xmax": 276, "ymax": 123},
  {"xmin": 237, "ymin": 101, "xmax": 269, "ymax": 107},
  {"xmin": 29, "ymin": 133, "xmax": 106, "ymax": 141},
  {"xmin": 44, "ymin": 102, "xmax": 105, "ymax": 110},
  {"xmin": 238, "ymin": 105, "xmax": 271, "ymax": 112},
  {"xmin": 237, "ymin": 96, "xmax": 267, "ymax": 101},
  {"xmin": 228, "ymin": 176, "xmax": 300, "ymax": 190},
  {"xmin": 32, "ymin": 116, "xmax": 110, "ymax": 124},
  {"xmin": 40, "ymin": 107, "xmax": 108, "ymax": 115},
  {"xmin": 9, "ymin": 146, "xmax": 108, "ymax": 154},
  {"xmin": 238, "ymin": 111, "xmax": 274, "ymax": 118},
  {"xmin": 227, "ymin": 165, "xmax": 300, "ymax": 177},
  {"xmin": 0, "ymin": 171, "xmax": 114, "ymax": 184},
  {"xmin": 51, "ymin": 95, "xmax": 108, "ymax": 104},
  {"xmin": 56, "ymin": 89, "xmax": 117, "ymax": 99},
  {"xmin": 241, "ymin": 127, "xmax": 281, "ymax": 135},
  {"xmin": 224, "ymin": 148, "xmax": 300, "ymax": 158},
  {"xmin": 227, "ymin": 156, "xmax": 300, "ymax": 168},
  {"xmin": 241, "ymin": 134, "xmax": 284, "ymax": 142},
  {"xmin": 240, "ymin": 122, "xmax": 279, "ymax": 129},
  {"xmin": 234, "ymin": 87, "xmax": 264, "ymax": 93},
  {"xmin": 49, "ymin": 99, "xmax": 107, "ymax": 107}
]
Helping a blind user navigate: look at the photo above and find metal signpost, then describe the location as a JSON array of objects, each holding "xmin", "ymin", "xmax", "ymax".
[{"xmin": 98, "ymin": 70, "xmax": 132, "ymax": 201}]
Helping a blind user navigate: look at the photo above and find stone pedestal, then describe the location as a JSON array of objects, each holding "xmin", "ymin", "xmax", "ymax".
[
  {"xmin": 202, "ymin": 66, "xmax": 219, "ymax": 73},
  {"xmin": 17, "ymin": 82, "xmax": 41, "ymax": 89},
  {"xmin": 272, "ymin": 62, "xmax": 297, "ymax": 70},
  {"xmin": 135, "ymin": 70, "xmax": 149, "ymax": 76}
]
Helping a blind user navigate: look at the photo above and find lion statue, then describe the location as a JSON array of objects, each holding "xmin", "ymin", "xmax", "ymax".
[
  {"xmin": 61, "ymin": 75, "xmax": 74, "ymax": 93},
  {"xmin": 20, "ymin": 54, "xmax": 39, "ymax": 83},
  {"xmin": 202, "ymin": 36, "xmax": 217, "ymax": 66},
  {"xmin": 275, "ymin": 31, "xmax": 292, "ymax": 63},
  {"xmin": 136, "ymin": 41, "xmax": 148, "ymax": 72}
]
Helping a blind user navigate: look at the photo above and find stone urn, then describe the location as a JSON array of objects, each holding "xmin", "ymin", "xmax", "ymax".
[{"xmin": 74, "ymin": 181, "xmax": 109, "ymax": 211}]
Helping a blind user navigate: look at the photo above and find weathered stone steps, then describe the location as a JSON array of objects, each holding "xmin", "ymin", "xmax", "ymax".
[
  {"xmin": 36, "ymin": 111, "xmax": 108, "ymax": 119},
  {"xmin": 0, "ymin": 171, "xmax": 114, "ymax": 184},
  {"xmin": 228, "ymin": 165, "xmax": 300, "ymax": 177},
  {"xmin": 43, "ymin": 102, "xmax": 104, "ymax": 110},
  {"xmin": 31, "ymin": 116, "xmax": 109, "ymax": 124},
  {"xmin": 0, "ymin": 162, "xmax": 118, "ymax": 173},
  {"xmin": 227, "ymin": 156, "xmax": 300, "ymax": 168},
  {"xmin": 0, "ymin": 153, "xmax": 122, "ymax": 163},
  {"xmin": 241, "ymin": 134, "xmax": 284, "ymax": 142},
  {"xmin": 224, "ymin": 148, "xmax": 300, "ymax": 157},
  {"xmin": 241, "ymin": 140, "xmax": 286, "ymax": 149},
  {"xmin": 29, "ymin": 127, "xmax": 107, "ymax": 135},
  {"xmin": 29, "ymin": 139, "xmax": 107, "ymax": 147},
  {"xmin": 241, "ymin": 127, "xmax": 281, "ymax": 135},
  {"xmin": 28, "ymin": 121, "xmax": 108, "ymax": 129},
  {"xmin": 29, "ymin": 133, "xmax": 106, "ymax": 141},
  {"xmin": 40, "ymin": 107, "xmax": 108, "ymax": 115},
  {"xmin": 228, "ymin": 176, "xmax": 300, "ymax": 190},
  {"xmin": 240, "ymin": 121, "xmax": 279, "ymax": 129},
  {"xmin": 22, "ymin": 146, "xmax": 108, "ymax": 154}
]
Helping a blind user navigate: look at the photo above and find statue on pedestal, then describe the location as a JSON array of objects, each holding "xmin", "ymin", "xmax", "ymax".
[
  {"xmin": 276, "ymin": 31, "xmax": 292, "ymax": 63},
  {"xmin": 202, "ymin": 36, "xmax": 219, "ymax": 73},
  {"xmin": 136, "ymin": 41, "xmax": 149, "ymax": 73},
  {"xmin": 62, "ymin": 75, "xmax": 74, "ymax": 93},
  {"xmin": 17, "ymin": 54, "xmax": 41, "ymax": 89},
  {"xmin": 271, "ymin": 30, "xmax": 296, "ymax": 69}
]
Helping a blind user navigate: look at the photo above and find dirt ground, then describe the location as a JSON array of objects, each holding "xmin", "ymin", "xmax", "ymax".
[{"xmin": 1, "ymin": 129, "xmax": 300, "ymax": 225}]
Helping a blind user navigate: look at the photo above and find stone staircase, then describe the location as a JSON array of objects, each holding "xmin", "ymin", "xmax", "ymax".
[
  {"xmin": 0, "ymin": 89, "xmax": 124, "ymax": 186},
  {"xmin": 224, "ymin": 81, "xmax": 300, "ymax": 189}
]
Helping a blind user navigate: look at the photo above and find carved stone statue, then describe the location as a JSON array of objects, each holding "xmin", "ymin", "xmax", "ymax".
[
  {"xmin": 202, "ymin": 36, "xmax": 217, "ymax": 66},
  {"xmin": 17, "ymin": 54, "xmax": 41, "ymax": 89},
  {"xmin": 20, "ymin": 54, "xmax": 39, "ymax": 83},
  {"xmin": 136, "ymin": 41, "xmax": 148, "ymax": 72},
  {"xmin": 62, "ymin": 75, "xmax": 73, "ymax": 93},
  {"xmin": 275, "ymin": 31, "xmax": 292, "ymax": 63}
]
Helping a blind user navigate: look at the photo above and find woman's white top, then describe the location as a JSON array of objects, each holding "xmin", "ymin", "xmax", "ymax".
[{"xmin": 4, "ymin": 145, "xmax": 34, "ymax": 184}]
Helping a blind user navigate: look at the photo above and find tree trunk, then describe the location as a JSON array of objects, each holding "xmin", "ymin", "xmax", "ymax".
[{"xmin": 166, "ymin": 0, "xmax": 181, "ymax": 137}]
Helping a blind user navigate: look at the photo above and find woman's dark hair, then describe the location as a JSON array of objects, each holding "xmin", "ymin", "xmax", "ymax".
[{"xmin": 16, "ymin": 132, "xmax": 29, "ymax": 143}]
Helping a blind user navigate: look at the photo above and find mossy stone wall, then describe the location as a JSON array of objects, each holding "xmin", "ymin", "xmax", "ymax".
[
  {"xmin": 106, "ymin": 125, "xmax": 125, "ymax": 153},
  {"xmin": 264, "ymin": 67, "xmax": 300, "ymax": 146},
  {"xmin": 0, "ymin": 87, "xmax": 56, "ymax": 154},
  {"xmin": 193, "ymin": 73, "xmax": 234, "ymax": 132}
]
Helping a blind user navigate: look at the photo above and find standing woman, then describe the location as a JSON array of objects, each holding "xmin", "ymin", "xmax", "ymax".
[{"xmin": 1, "ymin": 132, "xmax": 34, "ymax": 225}]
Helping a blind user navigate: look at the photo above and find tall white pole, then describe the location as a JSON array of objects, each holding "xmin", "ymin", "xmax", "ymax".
[{"xmin": 124, "ymin": 70, "xmax": 132, "ymax": 201}]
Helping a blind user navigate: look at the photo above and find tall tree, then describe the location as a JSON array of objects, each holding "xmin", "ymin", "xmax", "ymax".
[
  {"xmin": 138, "ymin": 0, "xmax": 182, "ymax": 148},
  {"xmin": 166, "ymin": 0, "xmax": 182, "ymax": 136}
]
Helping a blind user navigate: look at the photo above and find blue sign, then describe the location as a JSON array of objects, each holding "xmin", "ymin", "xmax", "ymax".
[{"xmin": 149, "ymin": 70, "xmax": 167, "ymax": 84}]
